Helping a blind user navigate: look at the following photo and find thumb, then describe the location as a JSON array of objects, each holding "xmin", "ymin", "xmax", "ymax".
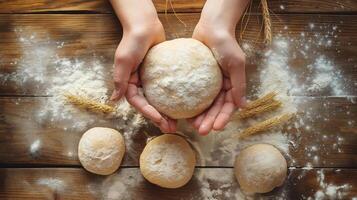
[{"xmin": 110, "ymin": 54, "xmax": 133, "ymax": 101}]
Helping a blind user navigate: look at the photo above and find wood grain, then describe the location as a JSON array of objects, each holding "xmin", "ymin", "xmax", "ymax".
[
  {"xmin": 0, "ymin": 168, "xmax": 356, "ymax": 199},
  {"xmin": 0, "ymin": 0, "xmax": 356, "ymax": 13},
  {"xmin": 0, "ymin": 14, "xmax": 356, "ymax": 96},
  {"xmin": 0, "ymin": 97, "xmax": 355, "ymax": 167}
]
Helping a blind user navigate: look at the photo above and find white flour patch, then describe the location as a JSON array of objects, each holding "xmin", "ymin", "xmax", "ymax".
[
  {"xmin": 37, "ymin": 177, "xmax": 66, "ymax": 192},
  {"xmin": 307, "ymin": 170, "xmax": 352, "ymax": 200},
  {"xmin": 307, "ymin": 56, "xmax": 346, "ymax": 95},
  {"xmin": 30, "ymin": 139, "xmax": 41, "ymax": 155},
  {"xmin": 194, "ymin": 169, "xmax": 287, "ymax": 200},
  {"xmin": 101, "ymin": 170, "xmax": 143, "ymax": 200}
]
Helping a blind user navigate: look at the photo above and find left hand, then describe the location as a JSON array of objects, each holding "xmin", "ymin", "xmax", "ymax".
[{"xmin": 189, "ymin": 23, "xmax": 247, "ymax": 135}]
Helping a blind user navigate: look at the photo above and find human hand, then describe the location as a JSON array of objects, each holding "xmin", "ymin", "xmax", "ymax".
[
  {"xmin": 110, "ymin": 20, "xmax": 176, "ymax": 133},
  {"xmin": 189, "ymin": 23, "xmax": 247, "ymax": 135}
]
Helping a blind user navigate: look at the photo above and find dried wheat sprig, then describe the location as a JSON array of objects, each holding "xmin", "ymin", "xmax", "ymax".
[
  {"xmin": 64, "ymin": 93, "xmax": 115, "ymax": 114},
  {"xmin": 245, "ymin": 92, "xmax": 277, "ymax": 110},
  {"xmin": 239, "ymin": 0, "xmax": 253, "ymax": 41},
  {"xmin": 261, "ymin": 0, "xmax": 272, "ymax": 44},
  {"xmin": 234, "ymin": 99, "xmax": 282, "ymax": 119},
  {"xmin": 236, "ymin": 113, "xmax": 294, "ymax": 139}
]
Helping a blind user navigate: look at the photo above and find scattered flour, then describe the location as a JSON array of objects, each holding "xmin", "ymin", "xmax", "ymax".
[
  {"xmin": 1, "ymin": 28, "xmax": 146, "ymax": 134},
  {"xmin": 195, "ymin": 169, "xmax": 288, "ymax": 200},
  {"xmin": 0, "ymin": 28, "xmax": 146, "ymax": 163},
  {"xmin": 30, "ymin": 139, "xmax": 41, "ymax": 155},
  {"xmin": 101, "ymin": 170, "xmax": 143, "ymax": 200},
  {"xmin": 195, "ymin": 169, "xmax": 248, "ymax": 200},
  {"xmin": 308, "ymin": 170, "xmax": 352, "ymax": 200},
  {"xmin": 307, "ymin": 56, "xmax": 346, "ymax": 95},
  {"xmin": 37, "ymin": 177, "xmax": 66, "ymax": 192}
]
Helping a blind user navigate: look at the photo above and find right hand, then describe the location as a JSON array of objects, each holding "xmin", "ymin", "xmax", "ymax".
[
  {"xmin": 188, "ymin": 22, "xmax": 247, "ymax": 135},
  {"xmin": 110, "ymin": 20, "xmax": 177, "ymax": 133}
]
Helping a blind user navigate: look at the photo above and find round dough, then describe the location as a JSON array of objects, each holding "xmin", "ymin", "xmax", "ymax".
[
  {"xmin": 78, "ymin": 127, "xmax": 125, "ymax": 175},
  {"xmin": 140, "ymin": 38, "xmax": 222, "ymax": 119},
  {"xmin": 140, "ymin": 134, "xmax": 196, "ymax": 188},
  {"xmin": 234, "ymin": 144, "xmax": 287, "ymax": 194}
]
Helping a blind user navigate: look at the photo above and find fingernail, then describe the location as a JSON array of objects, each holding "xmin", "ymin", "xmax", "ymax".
[
  {"xmin": 198, "ymin": 124, "xmax": 208, "ymax": 136},
  {"xmin": 110, "ymin": 91, "xmax": 117, "ymax": 101},
  {"xmin": 110, "ymin": 90, "xmax": 119, "ymax": 101},
  {"xmin": 240, "ymin": 96, "xmax": 247, "ymax": 107},
  {"xmin": 110, "ymin": 90, "xmax": 116, "ymax": 101}
]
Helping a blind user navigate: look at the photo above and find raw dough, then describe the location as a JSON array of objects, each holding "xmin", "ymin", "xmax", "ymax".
[
  {"xmin": 140, "ymin": 38, "xmax": 222, "ymax": 119},
  {"xmin": 78, "ymin": 127, "xmax": 125, "ymax": 175},
  {"xmin": 140, "ymin": 134, "xmax": 196, "ymax": 188},
  {"xmin": 234, "ymin": 144, "xmax": 287, "ymax": 194}
]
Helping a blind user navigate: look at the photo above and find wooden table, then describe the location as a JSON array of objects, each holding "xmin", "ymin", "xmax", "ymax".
[{"xmin": 0, "ymin": 0, "xmax": 356, "ymax": 199}]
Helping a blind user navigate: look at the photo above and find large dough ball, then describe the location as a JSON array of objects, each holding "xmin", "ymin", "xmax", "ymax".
[
  {"xmin": 140, "ymin": 38, "xmax": 222, "ymax": 119},
  {"xmin": 234, "ymin": 144, "xmax": 287, "ymax": 194},
  {"xmin": 140, "ymin": 134, "xmax": 196, "ymax": 188},
  {"xmin": 78, "ymin": 127, "xmax": 125, "ymax": 175}
]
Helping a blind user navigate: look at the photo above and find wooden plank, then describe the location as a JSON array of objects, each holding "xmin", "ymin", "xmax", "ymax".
[
  {"xmin": 0, "ymin": 168, "xmax": 355, "ymax": 199},
  {"xmin": 0, "ymin": 14, "xmax": 356, "ymax": 96},
  {"xmin": 0, "ymin": 0, "xmax": 357, "ymax": 13},
  {"xmin": 0, "ymin": 97, "xmax": 356, "ymax": 168}
]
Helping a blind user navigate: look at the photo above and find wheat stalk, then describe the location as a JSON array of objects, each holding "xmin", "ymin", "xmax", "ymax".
[
  {"xmin": 246, "ymin": 92, "xmax": 277, "ymax": 110},
  {"xmin": 234, "ymin": 100, "xmax": 282, "ymax": 119},
  {"xmin": 236, "ymin": 113, "xmax": 294, "ymax": 139},
  {"xmin": 64, "ymin": 93, "xmax": 115, "ymax": 114},
  {"xmin": 261, "ymin": 0, "xmax": 272, "ymax": 44}
]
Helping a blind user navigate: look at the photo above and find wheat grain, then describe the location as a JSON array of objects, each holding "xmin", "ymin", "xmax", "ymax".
[
  {"xmin": 245, "ymin": 92, "xmax": 277, "ymax": 110},
  {"xmin": 234, "ymin": 100, "xmax": 282, "ymax": 119},
  {"xmin": 64, "ymin": 93, "xmax": 115, "ymax": 114},
  {"xmin": 261, "ymin": 0, "xmax": 272, "ymax": 44},
  {"xmin": 236, "ymin": 113, "xmax": 294, "ymax": 139}
]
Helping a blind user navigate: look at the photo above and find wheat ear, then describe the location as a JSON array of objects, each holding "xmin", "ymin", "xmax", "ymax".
[
  {"xmin": 236, "ymin": 113, "xmax": 294, "ymax": 139},
  {"xmin": 64, "ymin": 93, "xmax": 115, "ymax": 114}
]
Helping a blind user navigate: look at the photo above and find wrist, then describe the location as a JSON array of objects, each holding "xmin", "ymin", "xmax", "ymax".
[
  {"xmin": 195, "ymin": 20, "xmax": 235, "ymax": 38},
  {"xmin": 196, "ymin": 18, "xmax": 236, "ymax": 36},
  {"xmin": 123, "ymin": 18, "xmax": 165, "ymax": 46},
  {"xmin": 124, "ymin": 16, "xmax": 161, "ymax": 32}
]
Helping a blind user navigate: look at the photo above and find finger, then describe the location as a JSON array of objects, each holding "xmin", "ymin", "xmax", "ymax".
[
  {"xmin": 152, "ymin": 119, "xmax": 171, "ymax": 133},
  {"xmin": 111, "ymin": 63, "xmax": 131, "ymax": 101},
  {"xmin": 198, "ymin": 92, "xmax": 225, "ymax": 135},
  {"xmin": 166, "ymin": 117, "xmax": 177, "ymax": 133},
  {"xmin": 213, "ymin": 91, "xmax": 236, "ymax": 130},
  {"xmin": 128, "ymin": 71, "xmax": 140, "ymax": 85},
  {"xmin": 223, "ymin": 78, "xmax": 232, "ymax": 90},
  {"xmin": 192, "ymin": 112, "xmax": 207, "ymax": 130},
  {"xmin": 158, "ymin": 118, "xmax": 171, "ymax": 133},
  {"xmin": 126, "ymin": 84, "xmax": 162, "ymax": 123},
  {"xmin": 229, "ymin": 57, "xmax": 247, "ymax": 107}
]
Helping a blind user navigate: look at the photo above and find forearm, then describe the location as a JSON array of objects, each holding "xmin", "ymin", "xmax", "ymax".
[
  {"xmin": 198, "ymin": 0, "xmax": 250, "ymax": 33},
  {"xmin": 109, "ymin": 0, "xmax": 160, "ymax": 30}
]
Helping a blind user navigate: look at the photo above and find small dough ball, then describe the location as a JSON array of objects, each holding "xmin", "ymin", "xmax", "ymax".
[
  {"xmin": 78, "ymin": 127, "xmax": 125, "ymax": 175},
  {"xmin": 140, "ymin": 38, "xmax": 222, "ymax": 119},
  {"xmin": 140, "ymin": 134, "xmax": 196, "ymax": 188},
  {"xmin": 234, "ymin": 144, "xmax": 287, "ymax": 194}
]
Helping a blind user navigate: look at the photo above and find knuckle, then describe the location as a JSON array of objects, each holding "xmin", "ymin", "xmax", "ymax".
[
  {"xmin": 113, "ymin": 78, "xmax": 126, "ymax": 87},
  {"xmin": 233, "ymin": 53, "xmax": 246, "ymax": 66},
  {"xmin": 114, "ymin": 52, "xmax": 130, "ymax": 64},
  {"xmin": 227, "ymin": 54, "xmax": 246, "ymax": 71}
]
